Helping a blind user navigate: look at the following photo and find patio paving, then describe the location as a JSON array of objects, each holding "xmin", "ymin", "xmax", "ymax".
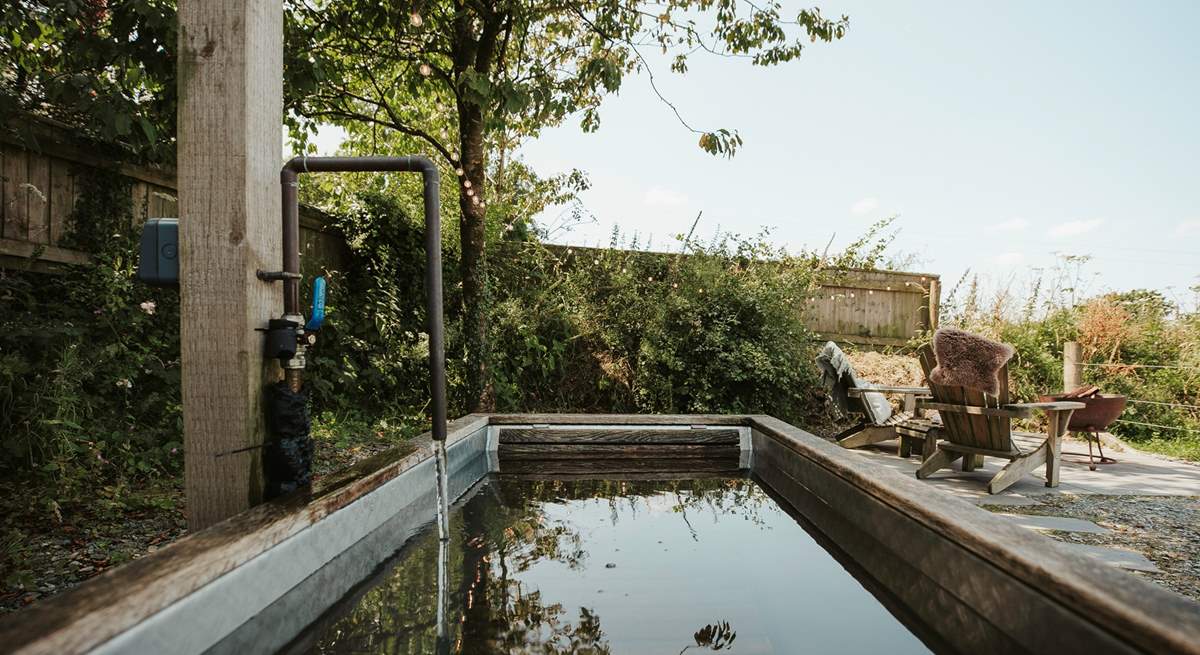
[
  {"xmin": 1052, "ymin": 542, "xmax": 1160, "ymax": 572},
  {"xmin": 849, "ymin": 435, "xmax": 1199, "ymax": 575},
  {"xmin": 852, "ymin": 435, "xmax": 1200, "ymax": 504},
  {"xmin": 995, "ymin": 513, "xmax": 1111, "ymax": 534}
]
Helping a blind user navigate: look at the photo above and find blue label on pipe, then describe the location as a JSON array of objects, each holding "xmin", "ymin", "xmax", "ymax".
[{"xmin": 306, "ymin": 276, "xmax": 326, "ymax": 331}]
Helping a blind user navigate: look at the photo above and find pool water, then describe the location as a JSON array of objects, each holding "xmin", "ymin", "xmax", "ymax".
[{"xmin": 281, "ymin": 477, "xmax": 935, "ymax": 654}]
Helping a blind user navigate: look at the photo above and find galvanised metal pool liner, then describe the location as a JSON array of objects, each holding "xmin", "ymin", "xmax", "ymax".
[{"xmin": 0, "ymin": 414, "xmax": 1196, "ymax": 655}]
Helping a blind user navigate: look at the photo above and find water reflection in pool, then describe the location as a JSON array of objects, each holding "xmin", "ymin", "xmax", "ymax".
[{"xmin": 282, "ymin": 477, "xmax": 933, "ymax": 654}]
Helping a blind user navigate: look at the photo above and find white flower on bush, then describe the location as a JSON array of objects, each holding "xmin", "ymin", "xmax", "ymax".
[
  {"xmin": 116, "ymin": 378, "xmax": 133, "ymax": 389},
  {"xmin": 139, "ymin": 301, "xmax": 156, "ymax": 315}
]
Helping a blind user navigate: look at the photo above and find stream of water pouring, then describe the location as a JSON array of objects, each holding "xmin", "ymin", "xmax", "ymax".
[{"xmin": 433, "ymin": 440, "xmax": 452, "ymax": 654}]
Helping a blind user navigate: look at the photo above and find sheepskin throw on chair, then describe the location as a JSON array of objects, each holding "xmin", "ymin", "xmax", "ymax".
[{"xmin": 929, "ymin": 328, "xmax": 1015, "ymax": 396}]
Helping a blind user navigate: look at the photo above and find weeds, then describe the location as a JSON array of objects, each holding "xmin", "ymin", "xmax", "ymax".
[{"xmin": 938, "ymin": 259, "xmax": 1200, "ymax": 460}]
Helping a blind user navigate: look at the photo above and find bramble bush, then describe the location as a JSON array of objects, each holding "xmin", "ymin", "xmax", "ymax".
[
  {"xmin": 938, "ymin": 272, "xmax": 1200, "ymax": 460},
  {"xmin": 488, "ymin": 232, "xmax": 824, "ymax": 422},
  {"xmin": 0, "ymin": 169, "xmax": 182, "ymax": 505},
  {"xmin": 312, "ymin": 190, "xmax": 829, "ymax": 426}
]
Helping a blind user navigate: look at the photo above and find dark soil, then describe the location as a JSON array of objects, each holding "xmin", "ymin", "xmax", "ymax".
[
  {"xmin": 0, "ymin": 477, "xmax": 187, "ymax": 614},
  {"xmin": 1, "ymin": 430, "xmax": 405, "ymax": 615}
]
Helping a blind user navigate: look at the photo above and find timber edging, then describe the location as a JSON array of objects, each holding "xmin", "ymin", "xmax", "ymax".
[{"xmin": 1, "ymin": 413, "xmax": 1195, "ymax": 655}]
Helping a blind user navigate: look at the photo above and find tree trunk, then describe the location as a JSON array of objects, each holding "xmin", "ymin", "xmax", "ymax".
[{"xmin": 458, "ymin": 103, "xmax": 494, "ymax": 411}]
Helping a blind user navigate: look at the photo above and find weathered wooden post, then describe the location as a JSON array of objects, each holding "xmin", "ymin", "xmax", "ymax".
[
  {"xmin": 178, "ymin": 1, "xmax": 283, "ymax": 529},
  {"xmin": 1063, "ymin": 341, "xmax": 1083, "ymax": 393},
  {"xmin": 927, "ymin": 277, "xmax": 940, "ymax": 331}
]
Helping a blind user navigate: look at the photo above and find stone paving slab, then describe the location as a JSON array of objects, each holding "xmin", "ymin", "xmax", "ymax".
[
  {"xmin": 995, "ymin": 513, "xmax": 1110, "ymax": 534},
  {"xmin": 846, "ymin": 436, "xmax": 1198, "ymax": 580},
  {"xmin": 1052, "ymin": 542, "xmax": 1161, "ymax": 572},
  {"xmin": 850, "ymin": 437, "xmax": 1200, "ymax": 499}
]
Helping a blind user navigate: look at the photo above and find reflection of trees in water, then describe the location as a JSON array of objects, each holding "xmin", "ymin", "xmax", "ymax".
[
  {"xmin": 505, "ymin": 478, "xmax": 775, "ymax": 538},
  {"xmin": 308, "ymin": 477, "xmax": 767, "ymax": 654},
  {"xmin": 681, "ymin": 621, "xmax": 737, "ymax": 653}
]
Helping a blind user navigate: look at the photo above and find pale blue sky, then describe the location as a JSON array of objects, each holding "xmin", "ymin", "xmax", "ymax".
[
  {"xmin": 518, "ymin": 0, "xmax": 1200, "ymax": 308},
  {"xmin": 310, "ymin": 1, "xmax": 1200, "ymax": 308}
]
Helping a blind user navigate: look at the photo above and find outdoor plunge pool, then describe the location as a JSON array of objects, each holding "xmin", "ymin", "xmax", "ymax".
[
  {"xmin": 283, "ymin": 476, "xmax": 931, "ymax": 654},
  {"xmin": 3, "ymin": 415, "xmax": 1198, "ymax": 655}
]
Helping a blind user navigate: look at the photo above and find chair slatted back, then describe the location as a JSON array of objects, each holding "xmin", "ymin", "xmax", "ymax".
[{"xmin": 918, "ymin": 345, "xmax": 1014, "ymax": 452}]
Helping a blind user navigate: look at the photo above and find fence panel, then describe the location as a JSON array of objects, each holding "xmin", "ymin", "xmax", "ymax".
[
  {"xmin": 0, "ymin": 128, "xmax": 343, "ymax": 275},
  {"xmin": 809, "ymin": 268, "xmax": 937, "ymax": 347}
]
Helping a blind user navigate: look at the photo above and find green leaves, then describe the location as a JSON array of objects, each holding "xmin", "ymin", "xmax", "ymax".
[
  {"xmin": 698, "ymin": 130, "xmax": 743, "ymax": 158},
  {"xmin": 461, "ymin": 70, "xmax": 494, "ymax": 105},
  {"xmin": 1, "ymin": 0, "xmax": 177, "ymax": 163},
  {"xmin": 284, "ymin": 0, "xmax": 847, "ymax": 162}
]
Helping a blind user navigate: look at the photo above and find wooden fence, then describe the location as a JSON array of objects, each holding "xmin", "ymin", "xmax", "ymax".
[
  {"xmin": 536, "ymin": 243, "xmax": 939, "ymax": 348},
  {"xmin": 0, "ymin": 128, "xmax": 347, "ymax": 275},
  {"xmin": 2, "ymin": 128, "xmax": 936, "ymax": 348},
  {"xmin": 811, "ymin": 268, "xmax": 939, "ymax": 348}
]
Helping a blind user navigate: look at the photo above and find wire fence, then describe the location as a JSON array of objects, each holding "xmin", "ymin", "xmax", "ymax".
[
  {"xmin": 1125, "ymin": 398, "xmax": 1200, "ymax": 411},
  {"xmin": 1079, "ymin": 362, "xmax": 1187, "ymax": 370},
  {"xmin": 1069, "ymin": 350, "xmax": 1198, "ymax": 437},
  {"xmin": 1112, "ymin": 419, "xmax": 1200, "ymax": 434}
]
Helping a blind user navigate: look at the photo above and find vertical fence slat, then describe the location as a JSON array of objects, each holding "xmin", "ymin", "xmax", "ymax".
[
  {"xmin": 3, "ymin": 144, "xmax": 29, "ymax": 241},
  {"xmin": 27, "ymin": 152, "xmax": 51, "ymax": 244},
  {"xmin": 49, "ymin": 158, "xmax": 75, "ymax": 245},
  {"xmin": 130, "ymin": 181, "xmax": 149, "ymax": 225},
  {"xmin": 161, "ymin": 192, "xmax": 178, "ymax": 218},
  {"xmin": 148, "ymin": 185, "xmax": 177, "ymax": 218}
]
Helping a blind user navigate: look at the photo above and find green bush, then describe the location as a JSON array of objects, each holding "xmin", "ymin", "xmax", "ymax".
[
  {"xmin": 304, "ymin": 189, "xmax": 463, "ymax": 421},
  {"xmin": 489, "ymin": 232, "xmax": 823, "ymax": 423},
  {"xmin": 0, "ymin": 169, "xmax": 182, "ymax": 499},
  {"xmin": 941, "ymin": 282, "xmax": 1200, "ymax": 460}
]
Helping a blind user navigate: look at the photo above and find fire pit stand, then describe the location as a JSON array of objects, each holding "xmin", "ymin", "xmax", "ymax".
[{"xmin": 1040, "ymin": 393, "xmax": 1128, "ymax": 471}]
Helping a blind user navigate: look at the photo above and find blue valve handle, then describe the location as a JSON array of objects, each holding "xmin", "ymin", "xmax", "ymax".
[{"xmin": 306, "ymin": 276, "xmax": 326, "ymax": 331}]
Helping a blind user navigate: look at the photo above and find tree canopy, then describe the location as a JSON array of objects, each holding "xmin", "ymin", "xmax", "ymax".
[
  {"xmin": 284, "ymin": 0, "xmax": 847, "ymax": 409},
  {"xmin": 284, "ymin": 0, "xmax": 847, "ymax": 159},
  {"xmin": 0, "ymin": 0, "xmax": 176, "ymax": 162}
]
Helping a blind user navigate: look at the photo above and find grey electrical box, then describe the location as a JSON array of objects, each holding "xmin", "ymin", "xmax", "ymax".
[{"xmin": 138, "ymin": 218, "xmax": 179, "ymax": 287}]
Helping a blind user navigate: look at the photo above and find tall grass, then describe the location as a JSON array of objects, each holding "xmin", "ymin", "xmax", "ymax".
[{"xmin": 935, "ymin": 257, "xmax": 1200, "ymax": 460}]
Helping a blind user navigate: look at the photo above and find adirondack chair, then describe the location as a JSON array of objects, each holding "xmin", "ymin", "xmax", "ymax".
[
  {"xmin": 816, "ymin": 342, "xmax": 937, "ymax": 459},
  {"xmin": 915, "ymin": 346, "xmax": 1084, "ymax": 494},
  {"xmin": 842, "ymin": 385, "xmax": 938, "ymax": 460}
]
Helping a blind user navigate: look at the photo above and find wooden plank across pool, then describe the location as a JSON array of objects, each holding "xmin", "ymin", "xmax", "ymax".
[
  {"xmin": 496, "ymin": 427, "xmax": 744, "ymax": 477},
  {"xmin": 498, "ymin": 427, "xmax": 741, "ymax": 445}
]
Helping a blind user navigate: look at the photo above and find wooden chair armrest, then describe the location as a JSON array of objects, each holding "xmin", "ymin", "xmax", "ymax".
[
  {"xmin": 1005, "ymin": 401, "xmax": 1085, "ymax": 412},
  {"xmin": 917, "ymin": 401, "xmax": 1031, "ymax": 419},
  {"xmin": 849, "ymin": 386, "xmax": 932, "ymax": 397}
]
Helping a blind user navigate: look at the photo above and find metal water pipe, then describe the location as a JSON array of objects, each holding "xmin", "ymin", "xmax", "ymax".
[{"xmin": 268, "ymin": 155, "xmax": 447, "ymax": 442}]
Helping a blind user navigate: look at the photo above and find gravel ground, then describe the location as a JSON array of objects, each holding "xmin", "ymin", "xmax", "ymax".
[
  {"xmin": 981, "ymin": 494, "xmax": 1200, "ymax": 602},
  {"xmin": 0, "ymin": 480, "xmax": 187, "ymax": 614},
  {"xmin": 1, "ymin": 435, "xmax": 404, "ymax": 615},
  {"xmin": 311, "ymin": 437, "xmax": 401, "ymax": 478}
]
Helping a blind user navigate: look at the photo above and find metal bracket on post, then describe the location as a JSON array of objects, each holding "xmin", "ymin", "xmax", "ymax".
[{"xmin": 256, "ymin": 270, "xmax": 302, "ymax": 282}]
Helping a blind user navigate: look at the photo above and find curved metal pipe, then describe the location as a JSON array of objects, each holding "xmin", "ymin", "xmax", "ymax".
[{"xmin": 280, "ymin": 156, "xmax": 446, "ymax": 441}]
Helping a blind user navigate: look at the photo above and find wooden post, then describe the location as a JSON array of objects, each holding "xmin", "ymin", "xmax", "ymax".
[
  {"xmin": 178, "ymin": 0, "xmax": 282, "ymax": 529},
  {"xmin": 927, "ymin": 277, "xmax": 940, "ymax": 331},
  {"xmin": 1063, "ymin": 341, "xmax": 1082, "ymax": 393}
]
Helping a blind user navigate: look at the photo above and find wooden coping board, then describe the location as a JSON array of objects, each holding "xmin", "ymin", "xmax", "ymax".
[
  {"xmin": 747, "ymin": 415, "xmax": 1200, "ymax": 655},
  {"xmin": 495, "ymin": 425, "xmax": 744, "ymax": 474},
  {"xmin": 1, "ymin": 413, "xmax": 1196, "ymax": 655},
  {"xmin": 498, "ymin": 427, "xmax": 741, "ymax": 445}
]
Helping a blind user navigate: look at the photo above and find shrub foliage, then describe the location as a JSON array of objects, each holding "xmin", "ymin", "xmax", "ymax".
[
  {"xmin": 940, "ymin": 279, "xmax": 1200, "ymax": 459},
  {"xmin": 0, "ymin": 169, "xmax": 182, "ymax": 502}
]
